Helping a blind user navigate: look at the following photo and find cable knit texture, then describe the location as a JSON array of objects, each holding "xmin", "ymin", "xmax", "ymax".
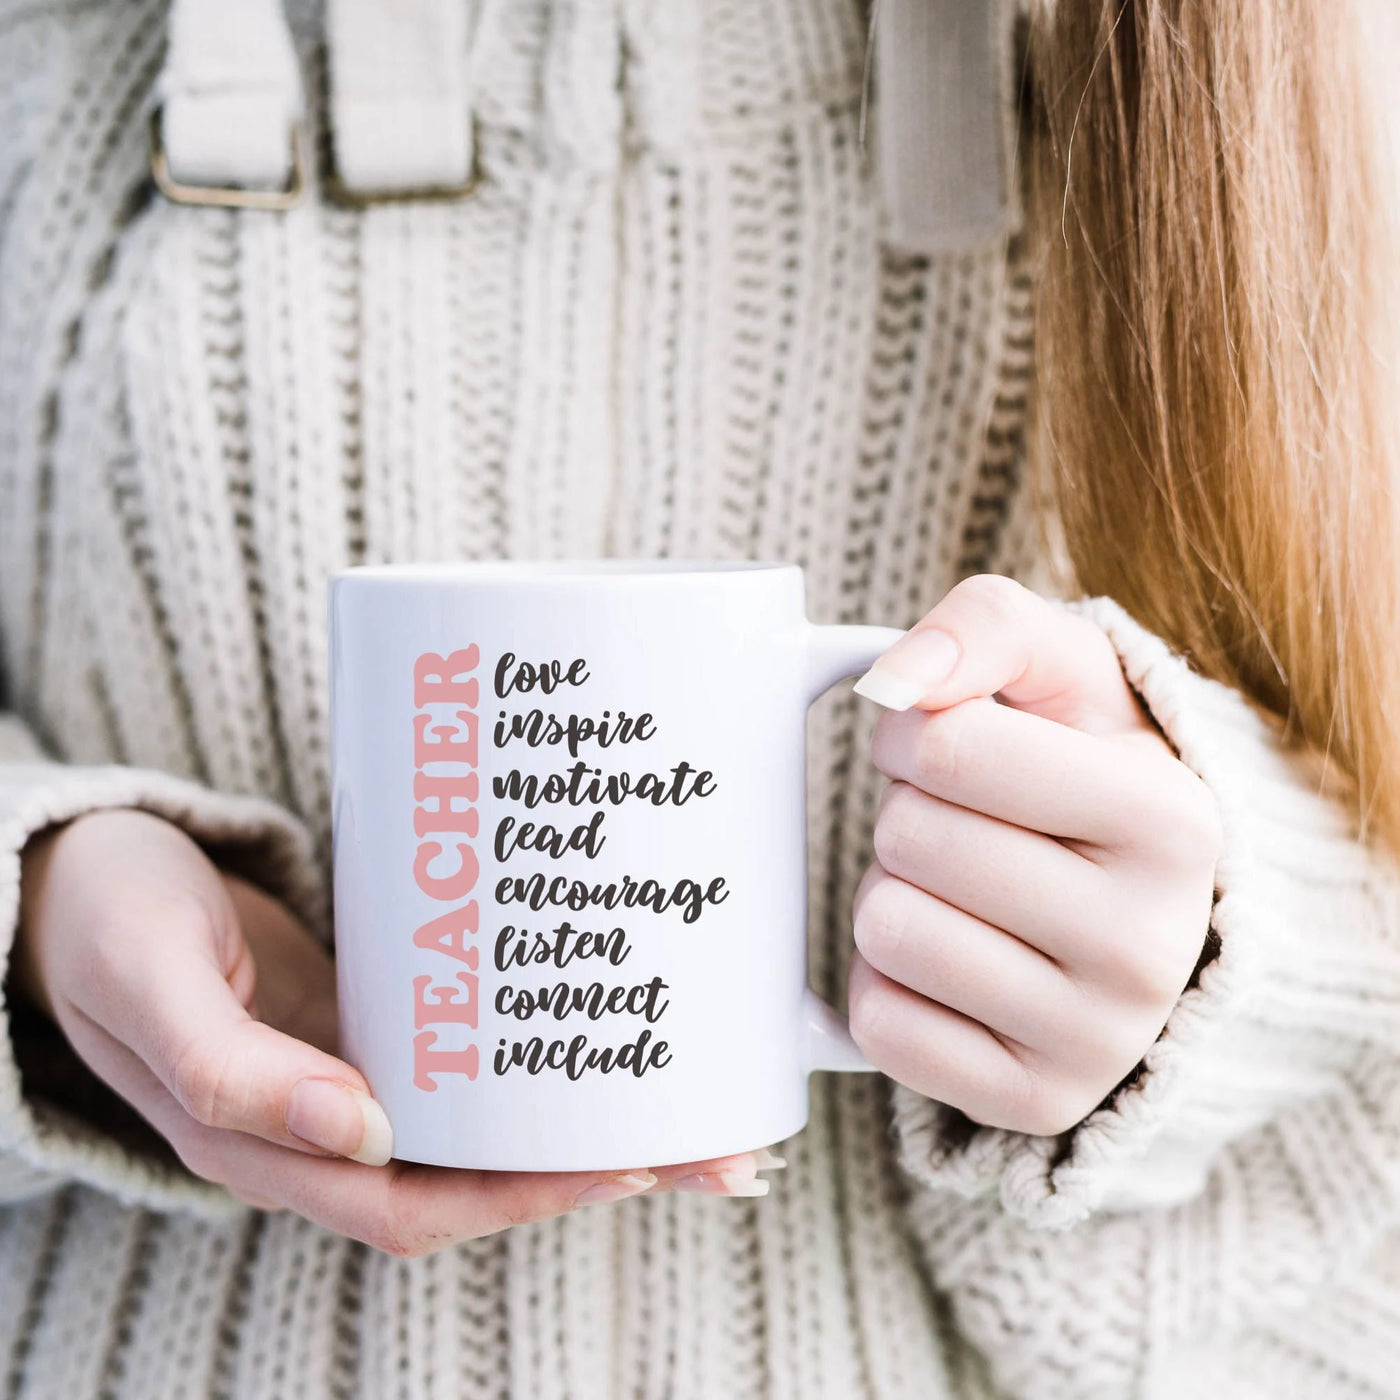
[{"xmin": 0, "ymin": 2, "xmax": 1397, "ymax": 1398}]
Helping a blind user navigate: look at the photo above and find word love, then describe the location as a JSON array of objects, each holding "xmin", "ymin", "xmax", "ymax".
[{"xmin": 494, "ymin": 652, "xmax": 590, "ymax": 696}]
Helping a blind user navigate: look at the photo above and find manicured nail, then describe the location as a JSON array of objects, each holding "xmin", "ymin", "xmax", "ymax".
[
  {"xmin": 286, "ymin": 1079, "xmax": 394, "ymax": 1166},
  {"xmin": 753, "ymin": 1148, "xmax": 787, "ymax": 1171},
  {"xmin": 575, "ymin": 1172, "xmax": 658, "ymax": 1206},
  {"xmin": 671, "ymin": 1171, "xmax": 771, "ymax": 1198},
  {"xmin": 853, "ymin": 629, "xmax": 960, "ymax": 711}
]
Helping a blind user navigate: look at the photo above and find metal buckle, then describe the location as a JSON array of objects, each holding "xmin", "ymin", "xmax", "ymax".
[
  {"xmin": 149, "ymin": 109, "xmax": 306, "ymax": 211},
  {"xmin": 149, "ymin": 108, "xmax": 483, "ymax": 210},
  {"xmin": 322, "ymin": 118, "xmax": 482, "ymax": 208}
]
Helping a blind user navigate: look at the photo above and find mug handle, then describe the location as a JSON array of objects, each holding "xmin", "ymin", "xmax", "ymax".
[{"xmin": 801, "ymin": 622, "xmax": 908, "ymax": 1074}]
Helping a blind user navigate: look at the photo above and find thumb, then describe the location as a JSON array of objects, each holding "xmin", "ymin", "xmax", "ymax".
[
  {"xmin": 853, "ymin": 575, "xmax": 1147, "ymax": 735},
  {"xmin": 223, "ymin": 873, "xmax": 341, "ymax": 1054},
  {"xmin": 152, "ymin": 946, "xmax": 393, "ymax": 1165},
  {"xmin": 88, "ymin": 873, "xmax": 393, "ymax": 1166}
]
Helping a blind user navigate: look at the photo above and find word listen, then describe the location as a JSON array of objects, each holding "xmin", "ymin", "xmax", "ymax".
[{"xmin": 409, "ymin": 647, "xmax": 484, "ymax": 1090}]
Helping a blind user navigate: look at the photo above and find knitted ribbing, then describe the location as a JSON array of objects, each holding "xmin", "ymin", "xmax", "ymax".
[{"xmin": 1, "ymin": 3, "xmax": 1398, "ymax": 1400}]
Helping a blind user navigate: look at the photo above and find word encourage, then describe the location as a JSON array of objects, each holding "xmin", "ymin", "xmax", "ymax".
[{"xmin": 408, "ymin": 647, "xmax": 726, "ymax": 1090}]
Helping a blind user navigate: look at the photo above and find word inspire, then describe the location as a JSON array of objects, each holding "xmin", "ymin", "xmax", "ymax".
[{"xmin": 408, "ymin": 648, "xmax": 727, "ymax": 1089}]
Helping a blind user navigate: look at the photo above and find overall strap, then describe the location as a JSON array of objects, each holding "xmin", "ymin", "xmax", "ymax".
[
  {"xmin": 326, "ymin": 0, "xmax": 475, "ymax": 197},
  {"xmin": 153, "ymin": 0, "xmax": 1012, "ymax": 227},
  {"xmin": 874, "ymin": 0, "xmax": 1018, "ymax": 254},
  {"xmin": 157, "ymin": 0, "xmax": 303, "ymax": 193},
  {"xmin": 153, "ymin": 0, "xmax": 473, "ymax": 205}
]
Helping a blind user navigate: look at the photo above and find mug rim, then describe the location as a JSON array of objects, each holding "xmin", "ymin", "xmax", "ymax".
[{"xmin": 330, "ymin": 559, "xmax": 801, "ymax": 584}]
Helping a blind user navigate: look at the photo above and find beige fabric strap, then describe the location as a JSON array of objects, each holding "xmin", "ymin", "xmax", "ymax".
[
  {"xmin": 874, "ymin": 0, "xmax": 1017, "ymax": 254},
  {"xmin": 326, "ymin": 0, "xmax": 474, "ymax": 194},
  {"xmin": 157, "ymin": 0, "xmax": 1010, "ymax": 225},
  {"xmin": 157, "ymin": 0, "xmax": 303, "ymax": 189}
]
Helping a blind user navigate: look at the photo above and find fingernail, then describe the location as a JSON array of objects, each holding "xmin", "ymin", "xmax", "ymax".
[
  {"xmin": 575, "ymin": 1172, "xmax": 658, "ymax": 1206},
  {"xmin": 671, "ymin": 1171, "xmax": 771, "ymax": 1198},
  {"xmin": 853, "ymin": 629, "xmax": 960, "ymax": 711},
  {"xmin": 286, "ymin": 1079, "xmax": 394, "ymax": 1166},
  {"xmin": 753, "ymin": 1148, "xmax": 787, "ymax": 1171}
]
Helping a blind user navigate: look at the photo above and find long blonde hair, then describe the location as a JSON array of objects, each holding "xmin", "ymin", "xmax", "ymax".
[{"xmin": 1026, "ymin": 0, "xmax": 1400, "ymax": 849}]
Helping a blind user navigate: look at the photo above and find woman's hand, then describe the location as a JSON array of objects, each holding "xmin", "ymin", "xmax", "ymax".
[
  {"xmin": 14, "ymin": 810, "xmax": 772, "ymax": 1254},
  {"xmin": 849, "ymin": 576, "xmax": 1222, "ymax": 1137}
]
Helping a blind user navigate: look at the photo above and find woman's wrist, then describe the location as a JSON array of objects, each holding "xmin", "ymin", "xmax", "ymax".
[{"xmin": 12, "ymin": 816, "xmax": 75, "ymax": 1020}]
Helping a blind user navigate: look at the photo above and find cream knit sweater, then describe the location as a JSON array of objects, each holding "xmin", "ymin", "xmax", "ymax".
[{"xmin": 2, "ymin": 3, "xmax": 1399, "ymax": 1398}]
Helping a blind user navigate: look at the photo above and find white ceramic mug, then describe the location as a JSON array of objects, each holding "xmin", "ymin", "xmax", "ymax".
[{"xmin": 328, "ymin": 561, "xmax": 903, "ymax": 1170}]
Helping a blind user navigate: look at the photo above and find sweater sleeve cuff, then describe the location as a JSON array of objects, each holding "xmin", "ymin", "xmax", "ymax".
[
  {"xmin": 891, "ymin": 596, "xmax": 1375, "ymax": 1229},
  {"xmin": 0, "ymin": 716, "xmax": 326, "ymax": 1215}
]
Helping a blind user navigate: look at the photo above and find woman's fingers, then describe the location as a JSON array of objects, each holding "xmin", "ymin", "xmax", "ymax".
[
  {"xmin": 844, "ymin": 580, "xmax": 1225, "ymax": 1136},
  {"xmin": 84, "ymin": 1026, "xmax": 775, "ymax": 1248},
  {"xmin": 80, "ymin": 964, "xmax": 778, "ymax": 1249},
  {"xmin": 93, "ymin": 936, "xmax": 391, "ymax": 1163},
  {"xmin": 870, "ymin": 696, "xmax": 1208, "ymax": 856},
  {"xmin": 125, "ymin": 1058, "xmax": 658, "ymax": 1244},
  {"xmin": 55, "ymin": 831, "xmax": 391, "ymax": 1163},
  {"xmin": 642, "ymin": 1148, "xmax": 779, "ymax": 1197},
  {"xmin": 845, "ymin": 955, "xmax": 1062, "ymax": 1133},
  {"xmin": 848, "ymin": 953, "xmax": 1120, "ymax": 1136},
  {"xmin": 868, "ymin": 780, "xmax": 1118, "ymax": 967},
  {"xmin": 280, "ymin": 1157, "xmax": 652, "ymax": 1252},
  {"xmin": 260, "ymin": 1148, "xmax": 769, "ymax": 1251},
  {"xmin": 24, "ymin": 811, "xmax": 787, "ymax": 1245},
  {"xmin": 256, "ymin": 1145, "xmax": 771, "ymax": 1248},
  {"xmin": 855, "ymin": 574, "xmax": 1149, "ymax": 735},
  {"xmin": 224, "ymin": 873, "xmax": 342, "ymax": 1053},
  {"xmin": 150, "ymin": 982, "xmax": 391, "ymax": 1165},
  {"xmin": 852, "ymin": 866, "xmax": 1070, "ymax": 1043}
]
